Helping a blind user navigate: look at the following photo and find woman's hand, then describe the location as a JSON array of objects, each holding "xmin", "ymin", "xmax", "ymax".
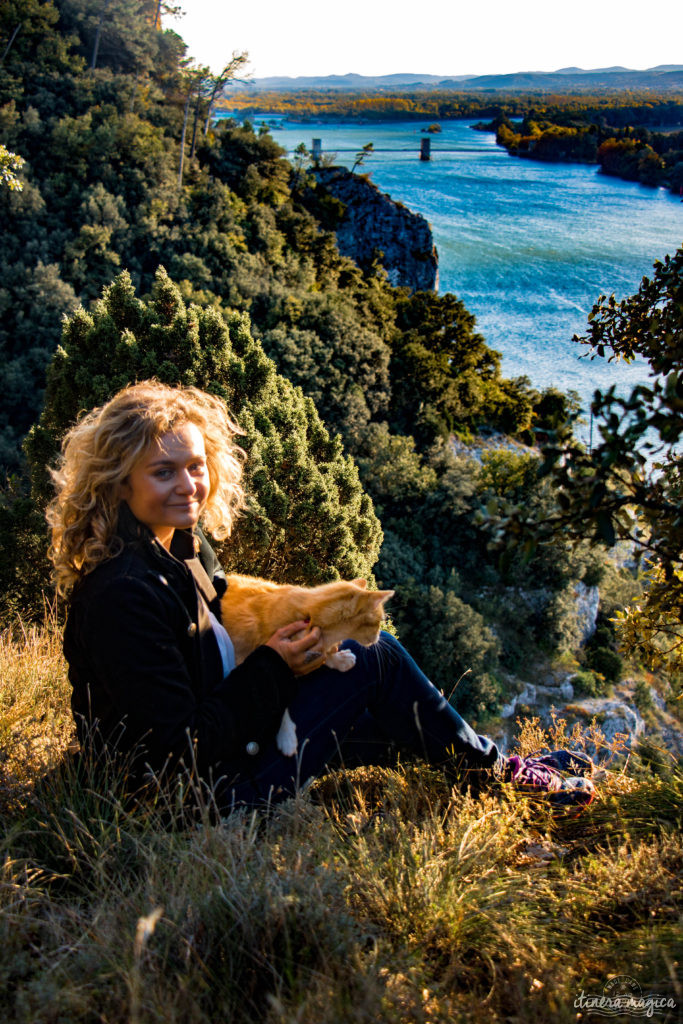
[{"xmin": 265, "ymin": 621, "xmax": 326, "ymax": 676}]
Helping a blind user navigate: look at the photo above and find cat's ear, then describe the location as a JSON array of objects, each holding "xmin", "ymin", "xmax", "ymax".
[
  {"xmin": 352, "ymin": 578, "xmax": 368, "ymax": 589},
  {"xmin": 371, "ymin": 589, "xmax": 394, "ymax": 606}
]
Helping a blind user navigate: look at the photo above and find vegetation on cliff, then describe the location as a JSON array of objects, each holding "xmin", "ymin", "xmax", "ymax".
[
  {"xmin": 26, "ymin": 268, "xmax": 383, "ymax": 587},
  {"xmin": 222, "ymin": 84, "xmax": 683, "ymax": 193},
  {"xmin": 1, "ymin": 10, "xmax": 538, "ymax": 472},
  {"xmin": 494, "ymin": 114, "xmax": 683, "ymax": 193},
  {"xmin": 1, "ymin": 0, "xmax": 598, "ymax": 722},
  {"xmin": 2, "ymin": 1, "xmax": 680, "ymax": 723},
  {"xmin": 1, "ymin": 4, "xmax": 682, "ymax": 1020},
  {"xmin": 223, "ymin": 89, "xmax": 683, "ymax": 128},
  {"xmin": 485, "ymin": 247, "xmax": 683, "ymax": 691},
  {"xmin": 3, "ymin": 0, "xmax": 680, "ymax": 730}
]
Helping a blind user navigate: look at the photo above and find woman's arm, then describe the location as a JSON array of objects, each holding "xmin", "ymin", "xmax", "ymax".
[{"xmin": 70, "ymin": 574, "xmax": 300, "ymax": 774}]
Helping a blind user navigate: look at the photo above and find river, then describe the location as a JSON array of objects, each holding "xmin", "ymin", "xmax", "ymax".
[{"xmin": 220, "ymin": 114, "xmax": 683, "ymax": 419}]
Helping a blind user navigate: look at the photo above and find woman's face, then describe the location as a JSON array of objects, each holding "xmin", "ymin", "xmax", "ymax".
[{"xmin": 120, "ymin": 422, "xmax": 210, "ymax": 549}]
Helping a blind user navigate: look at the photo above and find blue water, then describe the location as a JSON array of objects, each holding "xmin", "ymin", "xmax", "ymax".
[{"xmin": 221, "ymin": 114, "xmax": 683, "ymax": 418}]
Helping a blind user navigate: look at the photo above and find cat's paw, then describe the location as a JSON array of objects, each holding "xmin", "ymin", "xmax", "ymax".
[
  {"xmin": 276, "ymin": 709, "xmax": 298, "ymax": 757},
  {"xmin": 327, "ymin": 648, "xmax": 356, "ymax": 672}
]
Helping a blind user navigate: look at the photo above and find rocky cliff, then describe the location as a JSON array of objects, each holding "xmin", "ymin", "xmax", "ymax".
[{"xmin": 314, "ymin": 167, "xmax": 438, "ymax": 292}]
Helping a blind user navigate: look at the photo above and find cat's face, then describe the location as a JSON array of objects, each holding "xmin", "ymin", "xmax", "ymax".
[{"xmin": 315, "ymin": 581, "xmax": 393, "ymax": 646}]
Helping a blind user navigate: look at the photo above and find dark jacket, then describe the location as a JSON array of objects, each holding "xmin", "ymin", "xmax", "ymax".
[{"xmin": 63, "ymin": 504, "xmax": 298, "ymax": 783}]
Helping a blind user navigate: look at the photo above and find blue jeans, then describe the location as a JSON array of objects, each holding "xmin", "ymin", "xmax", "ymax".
[{"xmin": 218, "ymin": 632, "xmax": 501, "ymax": 809}]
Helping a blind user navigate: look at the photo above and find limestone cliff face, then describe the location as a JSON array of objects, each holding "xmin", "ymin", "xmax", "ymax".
[{"xmin": 315, "ymin": 167, "xmax": 438, "ymax": 292}]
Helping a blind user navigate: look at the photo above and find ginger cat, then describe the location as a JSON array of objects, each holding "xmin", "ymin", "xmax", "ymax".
[{"xmin": 220, "ymin": 575, "xmax": 394, "ymax": 756}]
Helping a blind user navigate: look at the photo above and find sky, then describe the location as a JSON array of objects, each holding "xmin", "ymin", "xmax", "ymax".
[{"xmin": 170, "ymin": 0, "xmax": 683, "ymax": 79}]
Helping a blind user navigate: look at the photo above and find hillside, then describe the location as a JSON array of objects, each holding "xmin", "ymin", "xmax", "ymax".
[
  {"xmin": 1, "ymin": 0, "xmax": 603, "ymax": 725},
  {"xmin": 3, "ymin": 0, "xmax": 682, "ymax": 724},
  {"xmin": 0, "ymin": 618, "xmax": 681, "ymax": 1023},
  {"xmin": 490, "ymin": 111, "xmax": 683, "ymax": 194},
  {"xmin": 230, "ymin": 66, "xmax": 683, "ymax": 93},
  {"xmin": 2, "ymin": 3, "xmax": 683, "ymax": 1020}
]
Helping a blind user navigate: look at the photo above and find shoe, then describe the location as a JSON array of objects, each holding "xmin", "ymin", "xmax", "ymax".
[
  {"xmin": 504, "ymin": 754, "xmax": 596, "ymax": 815},
  {"xmin": 528, "ymin": 748, "xmax": 595, "ymax": 777}
]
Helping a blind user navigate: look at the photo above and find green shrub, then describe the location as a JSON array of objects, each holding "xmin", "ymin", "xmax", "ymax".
[
  {"xmin": 589, "ymin": 624, "xmax": 616, "ymax": 650},
  {"xmin": 581, "ymin": 561, "xmax": 605, "ymax": 588},
  {"xmin": 633, "ymin": 678, "xmax": 655, "ymax": 714},
  {"xmin": 585, "ymin": 646, "xmax": 623, "ymax": 684},
  {"xmin": 571, "ymin": 669, "xmax": 601, "ymax": 697},
  {"xmin": 10, "ymin": 269, "xmax": 383, "ymax": 622},
  {"xmin": 0, "ymin": 480, "xmax": 53, "ymax": 623},
  {"xmin": 388, "ymin": 581, "xmax": 502, "ymax": 719}
]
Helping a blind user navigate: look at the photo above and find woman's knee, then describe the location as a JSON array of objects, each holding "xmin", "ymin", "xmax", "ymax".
[
  {"xmin": 340, "ymin": 630, "xmax": 408, "ymax": 680},
  {"xmin": 377, "ymin": 630, "xmax": 411, "ymax": 664},
  {"xmin": 379, "ymin": 629, "xmax": 402, "ymax": 650}
]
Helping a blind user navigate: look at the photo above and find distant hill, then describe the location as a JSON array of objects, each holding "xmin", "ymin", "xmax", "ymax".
[
  {"xmin": 463, "ymin": 67, "xmax": 683, "ymax": 91},
  {"xmin": 229, "ymin": 66, "xmax": 683, "ymax": 94},
  {"xmin": 555, "ymin": 65, "xmax": 631, "ymax": 74},
  {"xmin": 235, "ymin": 72, "xmax": 472, "ymax": 90}
]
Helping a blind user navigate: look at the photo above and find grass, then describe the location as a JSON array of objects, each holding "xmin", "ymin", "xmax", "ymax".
[{"xmin": 1, "ymin": 618, "xmax": 681, "ymax": 1023}]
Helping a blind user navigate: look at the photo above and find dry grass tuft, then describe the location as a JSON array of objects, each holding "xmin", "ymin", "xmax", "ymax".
[
  {"xmin": 0, "ymin": 612, "xmax": 73, "ymax": 810},
  {"xmin": 1, "ymin": 618, "xmax": 680, "ymax": 1022}
]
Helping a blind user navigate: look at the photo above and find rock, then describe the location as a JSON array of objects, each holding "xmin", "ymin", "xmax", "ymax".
[
  {"xmin": 522, "ymin": 842, "xmax": 569, "ymax": 863},
  {"xmin": 535, "ymin": 683, "xmax": 565, "ymax": 700},
  {"xmin": 501, "ymin": 683, "xmax": 537, "ymax": 719},
  {"xmin": 451, "ymin": 432, "xmax": 536, "ymax": 463},
  {"xmin": 314, "ymin": 167, "xmax": 438, "ymax": 292},
  {"xmin": 574, "ymin": 581, "xmax": 600, "ymax": 643},
  {"xmin": 559, "ymin": 678, "xmax": 574, "ymax": 701},
  {"xmin": 554, "ymin": 698, "xmax": 645, "ymax": 762},
  {"xmin": 500, "ymin": 670, "xmax": 682, "ymax": 764},
  {"xmin": 654, "ymin": 727, "xmax": 683, "ymax": 760},
  {"xmin": 576, "ymin": 698, "xmax": 644, "ymax": 742},
  {"xmin": 500, "ymin": 700, "xmax": 516, "ymax": 720}
]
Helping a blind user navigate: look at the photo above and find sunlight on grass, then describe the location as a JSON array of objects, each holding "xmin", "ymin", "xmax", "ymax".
[
  {"xmin": 0, "ymin": 612, "xmax": 73, "ymax": 809},
  {"xmin": 1, "ymin": 618, "xmax": 680, "ymax": 1022}
]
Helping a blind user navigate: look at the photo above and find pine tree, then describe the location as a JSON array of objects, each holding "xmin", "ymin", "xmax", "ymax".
[{"xmin": 25, "ymin": 267, "xmax": 382, "ymax": 586}]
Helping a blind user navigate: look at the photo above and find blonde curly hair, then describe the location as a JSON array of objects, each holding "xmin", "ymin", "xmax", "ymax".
[{"xmin": 47, "ymin": 381, "xmax": 246, "ymax": 595}]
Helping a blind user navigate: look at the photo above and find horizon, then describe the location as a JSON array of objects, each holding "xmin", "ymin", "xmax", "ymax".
[
  {"xmin": 233, "ymin": 64, "xmax": 682, "ymax": 82},
  {"xmin": 170, "ymin": 0, "xmax": 683, "ymax": 79}
]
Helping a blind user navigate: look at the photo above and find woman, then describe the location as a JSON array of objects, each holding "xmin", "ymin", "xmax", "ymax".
[{"xmin": 49, "ymin": 381, "xmax": 595, "ymax": 812}]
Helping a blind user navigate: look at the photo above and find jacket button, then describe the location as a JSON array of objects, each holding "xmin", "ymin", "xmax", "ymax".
[
  {"xmin": 187, "ymin": 623, "xmax": 197, "ymax": 637},
  {"xmin": 246, "ymin": 741, "xmax": 259, "ymax": 756}
]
